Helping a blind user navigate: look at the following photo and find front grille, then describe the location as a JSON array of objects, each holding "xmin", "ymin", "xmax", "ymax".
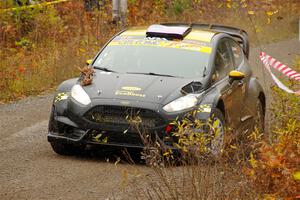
[{"xmin": 84, "ymin": 105, "xmax": 165, "ymax": 129}]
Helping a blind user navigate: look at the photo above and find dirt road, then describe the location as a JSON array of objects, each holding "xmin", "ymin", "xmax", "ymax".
[{"xmin": 0, "ymin": 38, "xmax": 299, "ymax": 200}]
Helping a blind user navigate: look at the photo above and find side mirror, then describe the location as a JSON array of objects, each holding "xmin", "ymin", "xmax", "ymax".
[
  {"xmin": 86, "ymin": 59, "xmax": 92, "ymax": 66},
  {"xmin": 229, "ymin": 70, "xmax": 245, "ymax": 82},
  {"xmin": 229, "ymin": 70, "xmax": 245, "ymax": 80}
]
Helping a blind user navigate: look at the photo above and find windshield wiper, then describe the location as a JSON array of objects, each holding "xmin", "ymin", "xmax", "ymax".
[
  {"xmin": 127, "ymin": 72, "xmax": 182, "ymax": 78},
  {"xmin": 93, "ymin": 66, "xmax": 116, "ymax": 72}
]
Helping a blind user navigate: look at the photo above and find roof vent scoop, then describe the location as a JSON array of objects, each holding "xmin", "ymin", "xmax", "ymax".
[{"xmin": 146, "ymin": 24, "xmax": 191, "ymax": 40}]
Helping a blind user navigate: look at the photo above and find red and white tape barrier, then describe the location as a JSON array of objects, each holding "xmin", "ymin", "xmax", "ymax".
[
  {"xmin": 260, "ymin": 52, "xmax": 300, "ymax": 81},
  {"xmin": 260, "ymin": 52, "xmax": 300, "ymax": 95}
]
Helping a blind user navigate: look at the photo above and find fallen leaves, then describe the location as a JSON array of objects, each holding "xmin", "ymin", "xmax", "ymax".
[
  {"xmin": 78, "ymin": 66, "xmax": 94, "ymax": 86},
  {"xmin": 18, "ymin": 66, "xmax": 26, "ymax": 74},
  {"xmin": 266, "ymin": 10, "xmax": 278, "ymax": 16},
  {"xmin": 248, "ymin": 10, "xmax": 255, "ymax": 15}
]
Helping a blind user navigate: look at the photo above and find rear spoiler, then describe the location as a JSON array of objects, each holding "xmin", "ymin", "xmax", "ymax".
[{"xmin": 161, "ymin": 23, "xmax": 250, "ymax": 58}]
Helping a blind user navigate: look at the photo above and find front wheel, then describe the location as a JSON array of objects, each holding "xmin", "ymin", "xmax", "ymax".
[
  {"xmin": 209, "ymin": 108, "xmax": 226, "ymax": 156},
  {"xmin": 255, "ymin": 99, "xmax": 267, "ymax": 142}
]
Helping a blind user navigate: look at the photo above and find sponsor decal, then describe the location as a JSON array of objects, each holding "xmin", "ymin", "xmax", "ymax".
[
  {"xmin": 121, "ymin": 86, "xmax": 141, "ymax": 91},
  {"xmin": 108, "ymin": 39, "xmax": 212, "ymax": 54},
  {"xmin": 55, "ymin": 92, "xmax": 68, "ymax": 103},
  {"xmin": 116, "ymin": 86, "xmax": 145, "ymax": 97},
  {"xmin": 198, "ymin": 104, "xmax": 212, "ymax": 113},
  {"xmin": 115, "ymin": 90, "xmax": 146, "ymax": 98}
]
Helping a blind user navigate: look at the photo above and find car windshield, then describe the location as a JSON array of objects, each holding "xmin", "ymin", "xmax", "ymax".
[{"xmin": 93, "ymin": 38, "xmax": 211, "ymax": 78}]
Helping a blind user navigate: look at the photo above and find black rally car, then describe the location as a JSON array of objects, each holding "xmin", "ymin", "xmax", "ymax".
[{"xmin": 48, "ymin": 23, "xmax": 266, "ymax": 155}]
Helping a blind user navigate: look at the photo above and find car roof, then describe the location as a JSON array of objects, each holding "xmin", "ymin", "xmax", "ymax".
[
  {"xmin": 120, "ymin": 26, "xmax": 218, "ymax": 43},
  {"xmin": 117, "ymin": 23, "xmax": 250, "ymax": 58}
]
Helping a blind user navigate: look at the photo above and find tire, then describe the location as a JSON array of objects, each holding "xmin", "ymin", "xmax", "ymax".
[
  {"xmin": 48, "ymin": 107, "xmax": 55, "ymax": 132},
  {"xmin": 255, "ymin": 99, "xmax": 267, "ymax": 141},
  {"xmin": 209, "ymin": 108, "xmax": 226, "ymax": 156},
  {"xmin": 50, "ymin": 142, "xmax": 84, "ymax": 156}
]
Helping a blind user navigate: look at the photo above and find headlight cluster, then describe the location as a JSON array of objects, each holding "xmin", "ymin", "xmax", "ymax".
[
  {"xmin": 71, "ymin": 85, "xmax": 91, "ymax": 105},
  {"xmin": 70, "ymin": 84, "xmax": 199, "ymax": 111},
  {"xmin": 163, "ymin": 94, "xmax": 198, "ymax": 112}
]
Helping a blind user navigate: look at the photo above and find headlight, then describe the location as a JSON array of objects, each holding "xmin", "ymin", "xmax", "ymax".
[
  {"xmin": 71, "ymin": 84, "xmax": 91, "ymax": 105},
  {"xmin": 163, "ymin": 94, "xmax": 198, "ymax": 112}
]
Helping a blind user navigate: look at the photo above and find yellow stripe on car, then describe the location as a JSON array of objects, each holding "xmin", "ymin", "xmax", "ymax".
[
  {"xmin": 200, "ymin": 46, "xmax": 212, "ymax": 54},
  {"xmin": 185, "ymin": 30, "xmax": 216, "ymax": 42},
  {"xmin": 109, "ymin": 41, "xmax": 212, "ymax": 54},
  {"xmin": 121, "ymin": 30, "xmax": 147, "ymax": 36}
]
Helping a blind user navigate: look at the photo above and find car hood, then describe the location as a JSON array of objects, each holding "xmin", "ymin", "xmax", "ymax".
[{"xmin": 83, "ymin": 71, "xmax": 202, "ymax": 105}]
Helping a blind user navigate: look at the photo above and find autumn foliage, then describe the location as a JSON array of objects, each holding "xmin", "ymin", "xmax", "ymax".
[
  {"xmin": 0, "ymin": 0, "xmax": 299, "ymax": 102},
  {"xmin": 247, "ymin": 60, "xmax": 300, "ymax": 198}
]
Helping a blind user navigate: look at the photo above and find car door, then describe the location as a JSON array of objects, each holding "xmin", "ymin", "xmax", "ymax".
[
  {"xmin": 228, "ymin": 38, "xmax": 252, "ymax": 121},
  {"xmin": 212, "ymin": 38, "xmax": 244, "ymax": 128}
]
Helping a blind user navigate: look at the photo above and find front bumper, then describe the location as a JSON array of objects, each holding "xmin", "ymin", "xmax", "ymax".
[
  {"xmin": 48, "ymin": 125, "xmax": 174, "ymax": 149},
  {"xmin": 48, "ymin": 103, "xmax": 180, "ymax": 149}
]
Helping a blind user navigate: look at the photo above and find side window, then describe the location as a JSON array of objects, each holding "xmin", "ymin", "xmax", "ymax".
[
  {"xmin": 213, "ymin": 39, "xmax": 234, "ymax": 82},
  {"xmin": 229, "ymin": 40, "xmax": 244, "ymax": 68}
]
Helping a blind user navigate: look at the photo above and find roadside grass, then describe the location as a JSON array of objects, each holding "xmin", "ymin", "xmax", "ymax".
[
  {"xmin": 0, "ymin": 0, "xmax": 299, "ymax": 102},
  {"xmin": 112, "ymin": 108, "xmax": 262, "ymax": 199},
  {"xmin": 245, "ymin": 61, "xmax": 300, "ymax": 198},
  {"xmin": 119, "ymin": 162, "xmax": 257, "ymax": 199}
]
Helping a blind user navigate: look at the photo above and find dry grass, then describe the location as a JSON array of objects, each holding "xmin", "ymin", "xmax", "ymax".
[
  {"xmin": 120, "ymin": 163, "xmax": 255, "ymax": 200},
  {"xmin": 115, "ymin": 89, "xmax": 299, "ymax": 199},
  {"xmin": 0, "ymin": 1, "xmax": 117, "ymax": 102},
  {"xmin": 111, "ymin": 107, "xmax": 261, "ymax": 200}
]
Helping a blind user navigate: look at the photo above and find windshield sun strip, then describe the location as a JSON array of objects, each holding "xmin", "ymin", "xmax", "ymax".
[{"xmin": 108, "ymin": 41, "xmax": 212, "ymax": 54}]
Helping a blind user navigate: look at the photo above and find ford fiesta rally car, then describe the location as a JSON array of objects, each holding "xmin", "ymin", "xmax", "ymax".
[{"xmin": 48, "ymin": 23, "xmax": 266, "ymax": 155}]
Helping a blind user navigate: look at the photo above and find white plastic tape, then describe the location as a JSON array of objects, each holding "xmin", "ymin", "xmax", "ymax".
[{"xmin": 260, "ymin": 52, "xmax": 300, "ymax": 95}]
